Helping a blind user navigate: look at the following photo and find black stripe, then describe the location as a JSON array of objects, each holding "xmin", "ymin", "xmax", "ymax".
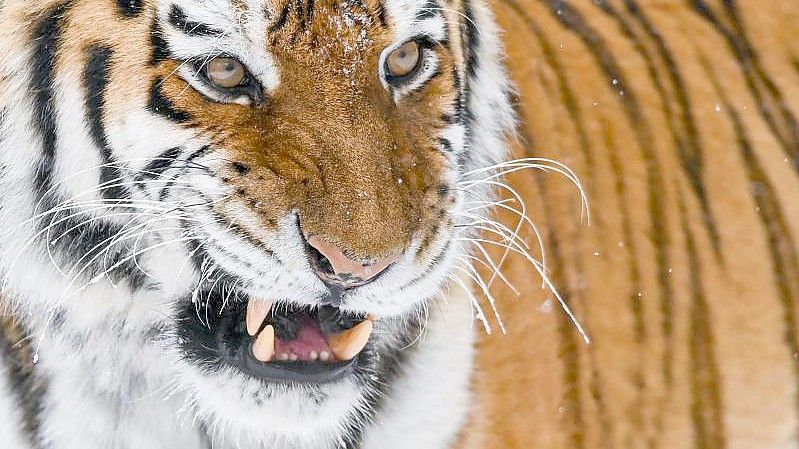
[
  {"xmin": 141, "ymin": 147, "xmax": 182, "ymax": 178},
  {"xmin": 680, "ymin": 195, "xmax": 726, "ymax": 449},
  {"xmin": 158, "ymin": 145, "xmax": 212, "ymax": 201},
  {"xmin": 693, "ymin": 0, "xmax": 799, "ymax": 174},
  {"xmin": 29, "ymin": 2, "xmax": 148, "ymax": 291},
  {"xmin": 376, "ymin": 0, "xmax": 388, "ymax": 28},
  {"xmin": 305, "ymin": 0, "xmax": 316, "ymax": 27},
  {"xmin": 593, "ymin": 0, "xmax": 687, "ymax": 436},
  {"xmin": 438, "ymin": 138, "xmax": 453, "ymax": 152},
  {"xmin": 148, "ymin": 78, "xmax": 192, "ymax": 123},
  {"xmin": 84, "ymin": 46, "xmax": 131, "ymax": 200},
  {"xmin": 168, "ymin": 4, "xmax": 223, "ymax": 36},
  {"xmin": 268, "ymin": 3, "xmax": 292, "ymax": 34},
  {"xmin": 416, "ymin": 0, "xmax": 440, "ymax": 20},
  {"xmin": 711, "ymin": 68, "xmax": 799, "ymax": 442},
  {"xmin": 150, "ymin": 20, "xmax": 171, "ymax": 65},
  {"xmin": 461, "ymin": 0, "xmax": 480, "ymax": 78},
  {"xmin": 116, "ymin": 0, "xmax": 144, "ymax": 18},
  {"xmin": 30, "ymin": 2, "xmax": 72, "ymax": 198},
  {"xmin": 0, "ymin": 316, "xmax": 45, "ymax": 448}
]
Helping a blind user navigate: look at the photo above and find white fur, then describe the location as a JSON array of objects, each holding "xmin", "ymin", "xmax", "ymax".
[
  {"xmin": 0, "ymin": 0, "xmax": 514, "ymax": 446},
  {"xmin": 0, "ymin": 363, "xmax": 29, "ymax": 449}
]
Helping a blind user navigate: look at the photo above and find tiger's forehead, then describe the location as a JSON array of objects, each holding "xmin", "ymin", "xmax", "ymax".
[
  {"xmin": 158, "ymin": 0, "xmax": 449, "ymax": 92},
  {"xmin": 159, "ymin": 0, "xmax": 447, "ymax": 41}
]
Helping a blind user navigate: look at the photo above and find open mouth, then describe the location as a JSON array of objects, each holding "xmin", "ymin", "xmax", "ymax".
[
  {"xmin": 181, "ymin": 290, "xmax": 377, "ymax": 384},
  {"xmin": 241, "ymin": 300, "xmax": 374, "ymax": 381}
]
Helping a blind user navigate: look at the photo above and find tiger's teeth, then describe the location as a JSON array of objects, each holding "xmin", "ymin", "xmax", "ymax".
[
  {"xmin": 252, "ymin": 325, "xmax": 275, "ymax": 362},
  {"xmin": 327, "ymin": 319, "xmax": 373, "ymax": 361},
  {"xmin": 246, "ymin": 299, "xmax": 273, "ymax": 336}
]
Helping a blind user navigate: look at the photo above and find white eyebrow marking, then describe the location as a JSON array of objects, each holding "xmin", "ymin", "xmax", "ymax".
[{"xmin": 158, "ymin": 0, "xmax": 282, "ymax": 93}]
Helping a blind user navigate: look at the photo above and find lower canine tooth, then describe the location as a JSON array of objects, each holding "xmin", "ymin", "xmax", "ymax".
[
  {"xmin": 246, "ymin": 300, "xmax": 274, "ymax": 336},
  {"xmin": 252, "ymin": 325, "xmax": 275, "ymax": 362},
  {"xmin": 328, "ymin": 320, "xmax": 373, "ymax": 361}
]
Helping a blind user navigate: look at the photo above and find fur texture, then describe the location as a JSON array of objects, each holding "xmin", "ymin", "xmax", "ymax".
[
  {"xmin": 0, "ymin": 0, "xmax": 514, "ymax": 448},
  {"xmin": 460, "ymin": 1, "xmax": 799, "ymax": 448}
]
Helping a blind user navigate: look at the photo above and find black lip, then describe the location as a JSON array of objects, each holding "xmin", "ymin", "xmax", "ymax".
[
  {"xmin": 177, "ymin": 288, "xmax": 370, "ymax": 385},
  {"xmin": 232, "ymin": 345, "xmax": 358, "ymax": 384}
]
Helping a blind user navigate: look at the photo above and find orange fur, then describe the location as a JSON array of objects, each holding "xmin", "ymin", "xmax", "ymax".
[{"xmin": 460, "ymin": 1, "xmax": 799, "ymax": 448}]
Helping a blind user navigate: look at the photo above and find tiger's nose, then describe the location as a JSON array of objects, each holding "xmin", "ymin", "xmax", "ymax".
[{"xmin": 305, "ymin": 236, "xmax": 400, "ymax": 288}]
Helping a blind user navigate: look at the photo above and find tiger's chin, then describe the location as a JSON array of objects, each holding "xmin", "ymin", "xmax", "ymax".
[{"xmin": 177, "ymin": 363, "xmax": 365, "ymax": 439}]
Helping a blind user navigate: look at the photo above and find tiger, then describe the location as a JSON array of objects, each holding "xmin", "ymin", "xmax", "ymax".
[
  {"xmin": 1, "ymin": 0, "xmax": 798, "ymax": 448},
  {"xmin": 456, "ymin": 1, "xmax": 799, "ymax": 448},
  {"xmin": 0, "ymin": 0, "xmax": 515, "ymax": 448}
]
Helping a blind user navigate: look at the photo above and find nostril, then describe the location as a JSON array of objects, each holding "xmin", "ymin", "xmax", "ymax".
[
  {"xmin": 306, "ymin": 243, "xmax": 336, "ymax": 278},
  {"xmin": 304, "ymin": 235, "xmax": 399, "ymax": 288}
]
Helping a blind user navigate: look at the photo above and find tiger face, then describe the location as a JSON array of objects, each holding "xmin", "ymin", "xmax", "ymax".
[{"xmin": 0, "ymin": 0, "xmax": 513, "ymax": 445}]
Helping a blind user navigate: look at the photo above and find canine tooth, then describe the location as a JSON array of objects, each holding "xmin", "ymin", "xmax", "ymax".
[
  {"xmin": 328, "ymin": 320, "xmax": 373, "ymax": 361},
  {"xmin": 319, "ymin": 351, "xmax": 331, "ymax": 362},
  {"xmin": 252, "ymin": 325, "xmax": 275, "ymax": 362},
  {"xmin": 246, "ymin": 300, "xmax": 273, "ymax": 336},
  {"xmin": 310, "ymin": 351, "xmax": 319, "ymax": 360}
]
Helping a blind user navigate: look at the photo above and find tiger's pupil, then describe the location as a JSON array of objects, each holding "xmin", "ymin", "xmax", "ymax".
[
  {"xmin": 207, "ymin": 57, "xmax": 246, "ymax": 88},
  {"xmin": 387, "ymin": 41, "xmax": 421, "ymax": 78}
]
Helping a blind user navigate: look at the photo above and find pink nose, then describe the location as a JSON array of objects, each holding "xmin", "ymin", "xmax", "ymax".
[{"xmin": 306, "ymin": 236, "xmax": 400, "ymax": 288}]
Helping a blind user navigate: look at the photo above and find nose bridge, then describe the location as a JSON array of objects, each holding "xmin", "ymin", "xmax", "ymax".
[
  {"xmin": 297, "ymin": 128, "xmax": 424, "ymax": 258},
  {"xmin": 311, "ymin": 155, "xmax": 415, "ymax": 257},
  {"xmin": 274, "ymin": 75, "xmax": 428, "ymax": 258}
]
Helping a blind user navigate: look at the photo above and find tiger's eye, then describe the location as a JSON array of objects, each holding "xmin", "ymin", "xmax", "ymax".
[
  {"xmin": 386, "ymin": 41, "xmax": 421, "ymax": 78},
  {"xmin": 206, "ymin": 57, "xmax": 247, "ymax": 88}
]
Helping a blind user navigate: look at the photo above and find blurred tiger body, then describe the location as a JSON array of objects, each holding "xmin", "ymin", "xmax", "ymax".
[{"xmin": 462, "ymin": 1, "xmax": 799, "ymax": 448}]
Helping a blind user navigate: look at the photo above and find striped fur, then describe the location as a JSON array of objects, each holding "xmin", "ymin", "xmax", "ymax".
[
  {"xmin": 0, "ymin": 0, "xmax": 513, "ymax": 448},
  {"xmin": 460, "ymin": 1, "xmax": 799, "ymax": 448},
  {"xmin": 5, "ymin": 0, "xmax": 793, "ymax": 448}
]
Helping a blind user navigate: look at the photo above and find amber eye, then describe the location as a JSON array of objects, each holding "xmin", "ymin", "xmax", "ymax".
[
  {"xmin": 386, "ymin": 41, "xmax": 422, "ymax": 79},
  {"xmin": 205, "ymin": 57, "xmax": 247, "ymax": 88}
]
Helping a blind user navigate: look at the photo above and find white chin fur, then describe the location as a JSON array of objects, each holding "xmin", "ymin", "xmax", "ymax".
[{"xmin": 178, "ymin": 364, "xmax": 363, "ymax": 440}]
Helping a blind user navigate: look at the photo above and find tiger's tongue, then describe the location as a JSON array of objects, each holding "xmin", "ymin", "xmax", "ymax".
[{"xmin": 274, "ymin": 315, "xmax": 332, "ymax": 362}]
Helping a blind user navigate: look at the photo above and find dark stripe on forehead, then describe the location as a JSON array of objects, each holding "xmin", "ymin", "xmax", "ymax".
[
  {"xmin": 168, "ymin": 4, "xmax": 224, "ymax": 36},
  {"xmin": 416, "ymin": 0, "xmax": 440, "ymax": 20},
  {"xmin": 374, "ymin": 0, "xmax": 387, "ymax": 27},
  {"xmin": 148, "ymin": 78, "xmax": 192, "ymax": 123},
  {"xmin": 268, "ymin": 2, "xmax": 293, "ymax": 34},
  {"xmin": 84, "ymin": 46, "xmax": 131, "ymax": 200},
  {"xmin": 117, "ymin": 0, "xmax": 144, "ymax": 17},
  {"xmin": 150, "ymin": 21, "xmax": 172, "ymax": 65}
]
